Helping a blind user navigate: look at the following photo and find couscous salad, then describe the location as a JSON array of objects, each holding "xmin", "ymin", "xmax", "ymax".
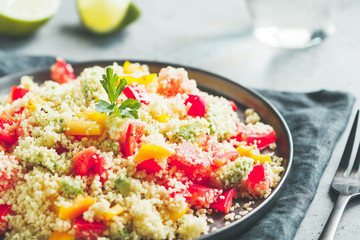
[{"xmin": 0, "ymin": 59, "xmax": 284, "ymax": 240}]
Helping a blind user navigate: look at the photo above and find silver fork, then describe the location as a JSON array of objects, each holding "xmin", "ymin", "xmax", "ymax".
[{"xmin": 319, "ymin": 110, "xmax": 360, "ymax": 240}]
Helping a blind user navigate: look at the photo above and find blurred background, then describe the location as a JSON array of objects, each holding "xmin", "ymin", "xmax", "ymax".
[
  {"xmin": 0, "ymin": 0, "xmax": 359, "ymax": 95},
  {"xmin": 1, "ymin": 0, "xmax": 360, "ymax": 239}
]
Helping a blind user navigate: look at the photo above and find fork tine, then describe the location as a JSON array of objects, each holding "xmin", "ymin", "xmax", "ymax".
[
  {"xmin": 336, "ymin": 110, "xmax": 359, "ymax": 174},
  {"xmin": 350, "ymin": 111, "xmax": 360, "ymax": 177}
]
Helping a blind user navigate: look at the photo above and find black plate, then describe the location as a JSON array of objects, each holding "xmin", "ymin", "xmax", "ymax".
[{"xmin": 0, "ymin": 60, "xmax": 293, "ymax": 239}]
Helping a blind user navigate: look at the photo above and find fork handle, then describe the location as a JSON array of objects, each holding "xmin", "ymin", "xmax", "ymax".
[{"xmin": 319, "ymin": 194, "xmax": 352, "ymax": 240}]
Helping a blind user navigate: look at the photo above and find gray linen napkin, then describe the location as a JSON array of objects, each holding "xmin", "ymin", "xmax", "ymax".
[{"xmin": 0, "ymin": 54, "xmax": 355, "ymax": 240}]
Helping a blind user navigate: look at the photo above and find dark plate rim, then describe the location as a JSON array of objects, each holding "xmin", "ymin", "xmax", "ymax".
[{"xmin": 0, "ymin": 59, "xmax": 293, "ymax": 239}]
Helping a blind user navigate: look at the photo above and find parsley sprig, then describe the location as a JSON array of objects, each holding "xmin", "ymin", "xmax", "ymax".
[{"xmin": 95, "ymin": 68, "xmax": 141, "ymax": 119}]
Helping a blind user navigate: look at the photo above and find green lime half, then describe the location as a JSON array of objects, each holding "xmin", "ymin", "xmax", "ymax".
[
  {"xmin": 77, "ymin": 0, "xmax": 141, "ymax": 35},
  {"xmin": 0, "ymin": 0, "xmax": 61, "ymax": 37}
]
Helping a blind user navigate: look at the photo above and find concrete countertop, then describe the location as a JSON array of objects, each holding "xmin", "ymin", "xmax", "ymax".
[{"xmin": 1, "ymin": 0, "xmax": 359, "ymax": 239}]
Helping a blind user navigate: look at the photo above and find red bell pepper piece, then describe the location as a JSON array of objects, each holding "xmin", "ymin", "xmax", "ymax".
[
  {"xmin": 0, "ymin": 204, "xmax": 11, "ymax": 234},
  {"xmin": 210, "ymin": 188, "xmax": 237, "ymax": 213},
  {"xmin": 228, "ymin": 100, "xmax": 237, "ymax": 111},
  {"xmin": 73, "ymin": 218, "xmax": 105, "ymax": 240},
  {"xmin": 123, "ymin": 85, "xmax": 151, "ymax": 105},
  {"xmin": 247, "ymin": 164, "xmax": 265, "ymax": 188},
  {"xmin": 136, "ymin": 158, "xmax": 163, "ymax": 174},
  {"xmin": 10, "ymin": 86, "xmax": 29, "ymax": 102},
  {"xmin": 184, "ymin": 95, "xmax": 206, "ymax": 117},
  {"xmin": 50, "ymin": 58, "xmax": 76, "ymax": 84},
  {"xmin": 124, "ymin": 123, "xmax": 145, "ymax": 157},
  {"xmin": 242, "ymin": 129, "xmax": 276, "ymax": 150},
  {"xmin": 188, "ymin": 184, "xmax": 221, "ymax": 208},
  {"xmin": 0, "ymin": 111, "xmax": 17, "ymax": 146}
]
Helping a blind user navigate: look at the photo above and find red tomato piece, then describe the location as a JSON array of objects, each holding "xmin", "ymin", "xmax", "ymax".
[
  {"xmin": 188, "ymin": 184, "xmax": 221, "ymax": 208},
  {"xmin": 74, "ymin": 218, "xmax": 105, "ymax": 240},
  {"xmin": 247, "ymin": 164, "xmax": 265, "ymax": 188},
  {"xmin": 124, "ymin": 123, "xmax": 145, "ymax": 157},
  {"xmin": 73, "ymin": 146, "xmax": 98, "ymax": 176},
  {"xmin": 0, "ymin": 128, "xmax": 17, "ymax": 145},
  {"xmin": 0, "ymin": 204, "xmax": 11, "ymax": 234},
  {"xmin": 228, "ymin": 100, "xmax": 237, "ymax": 111},
  {"xmin": 123, "ymin": 85, "xmax": 151, "ymax": 105},
  {"xmin": 10, "ymin": 86, "xmax": 29, "ymax": 102},
  {"xmin": 242, "ymin": 129, "xmax": 276, "ymax": 150},
  {"xmin": 136, "ymin": 158, "xmax": 163, "ymax": 174},
  {"xmin": 169, "ymin": 142, "xmax": 213, "ymax": 185},
  {"xmin": 210, "ymin": 188, "xmax": 237, "ymax": 213},
  {"xmin": 0, "ymin": 111, "xmax": 15, "ymax": 128},
  {"xmin": 50, "ymin": 58, "xmax": 76, "ymax": 84},
  {"xmin": 184, "ymin": 95, "xmax": 206, "ymax": 117},
  {"xmin": 213, "ymin": 151, "xmax": 240, "ymax": 168}
]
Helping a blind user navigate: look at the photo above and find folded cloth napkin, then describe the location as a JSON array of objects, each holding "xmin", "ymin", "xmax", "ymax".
[{"xmin": 0, "ymin": 54, "xmax": 355, "ymax": 240}]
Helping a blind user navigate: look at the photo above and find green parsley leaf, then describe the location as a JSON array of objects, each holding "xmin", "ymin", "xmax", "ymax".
[
  {"xmin": 117, "ymin": 98, "xmax": 141, "ymax": 119},
  {"xmin": 96, "ymin": 67, "xmax": 141, "ymax": 119}
]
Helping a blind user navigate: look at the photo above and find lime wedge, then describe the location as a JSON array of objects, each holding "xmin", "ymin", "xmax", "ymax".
[
  {"xmin": 77, "ymin": 0, "xmax": 141, "ymax": 34},
  {"xmin": 0, "ymin": 0, "xmax": 60, "ymax": 37}
]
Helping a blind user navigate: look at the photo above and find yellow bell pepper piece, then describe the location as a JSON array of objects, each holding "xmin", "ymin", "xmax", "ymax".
[
  {"xmin": 123, "ymin": 60, "xmax": 145, "ymax": 74},
  {"xmin": 76, "ymin": 111, "xmax": 107, "ymax": 125},
  {"xmin": 120, "ymin": 74, "xmax": 157, "ymax": 86},
  {"xmin": 236, "ymin": 146, "xmax": 271, "ymax": 164},
  {"xmin": 134, "ymin": 145, "xmax": 174, "ymax": 162},
  {"xmin": 26, "ymin": 97, "xmax": 45, "ymax": 111},
  {"xmin": 65, "ymin": 121, "xmax": 104, "ymax": 136},
  {"xmin": 103, "ymin": 204, "xmax": 124, "ymax": 221},
  {"xmin": 154, "ymin": 114, "xmax": 171, "ymax": 123},
  {"xmin": 169, "ymin": 207, "xmax": 188, "ymax": 222},
  {"xmin": 59, "ymin": 195, "xmax": 95, "ymax": 220},
  {"xmin": 48, "ymin": 231, "xmax": 74, "ymax": 240}
]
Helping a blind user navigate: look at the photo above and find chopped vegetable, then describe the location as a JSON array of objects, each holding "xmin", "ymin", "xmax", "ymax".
[
  {"xmin": 65, "ymin": 121, "xmax": 104, "ymax": 136},
  {"xmin": 103, "ymin": 204, "xmax": 124, "ymax": 221},
  {"xmin": 210, "ymin": 188, "xmax": 237, "ymax": 213},
  {"xmin": 73, "ymin": 218, "xmax": 105, "ymax": 240},
  {"xmin": 73, "ymin": 146, "xmax": 107, "ymax": 177},
  {"xmin": 58, "ymin": 195, "xmax": 95, "ymax": 220},
  {"xmin": 123, "ymin": 60, "xmax": 145, "ymax": 74},
  {"xmin": 238, "ymin": 125, "xmax": 277, "ymax": 150},
  {"xmin": 48, "ymin": 231, "xmax": 74, "ymax": 240},
  {"xmin": 50, "ymin": 58, "xmax": 76, "ymax": 84},
  {"xmin": 228, "ymin": 100, "xmax": 237, "ymax": 111},
  {"xmin": 169, "ymin": 206, "xmax": 188, "ymax": 222},
  {"xmin": 236, "ymin": 145, "xmax": 271, "ymax": 164},
  {"xmin": 154, "ymin": 114, "xmax": 171, "ymax": 123},
  {"xmin": 10, "ymin": 86, "xmax": 29, "ymax": 102},
  {"xmin": 59, "ymin": 180, "xmax": 83, "ymax": 199},
  {"xmin": 123, "ymin": 85, "xmax": 151, "ymax": 105},
  {"xmin": 77, "ymin": 111, "xmax": 107, "ymax": 125},
  {"xmin": 184, "ymin": 94, "xmax": 206, "ymax": 117},
  {"xmin": 114, "ymin": 175, "xmax": 131, "ymax": 196},
  {"xmin": 247, "ymin": 164, "xmax": 265, "ymax": 188},
  {"xmin": 0, "ymin": 204, "xmax": 11, "ymax": 234},
  {"xmin": 188, "ymin": 185, "xmax": 221, "ymax": 208},
  {"xmin": 121, "ymin": 74, "xmax": 157, "ymax": 86},
  {"xmin": 124, "ymin": 123, "xmax": 145, "ymax": 157},
  {"xmin": 211, "ymin": 156, "xmax": 254, "ymax": 189},
  {"xmin": 26, "ymin": 96, "xmax": 45, "ymax": 111},
  {"xmin": 95, "ymin": 68, "xmax": 141, "ymax": 119},
  {"xmin": 213, "ymin": 151, "xmax": 239, "ymax": 168},
  {"xmin": 134, "ymin": 145, "xmax": 173, "ymax": 162},
  {"xmin": 136, "ymin": 158, "xmax": 163, "ymax": 174}
]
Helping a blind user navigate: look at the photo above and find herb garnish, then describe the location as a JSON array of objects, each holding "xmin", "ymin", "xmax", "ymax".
[{"xmin": 95, "ymin": 68, "xmax": 141, "ymax": 119}]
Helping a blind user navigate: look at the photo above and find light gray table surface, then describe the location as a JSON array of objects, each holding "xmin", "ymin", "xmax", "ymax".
[{"xmin": 1, "ymin": 0, "xmax": 360, "ymax": 239}]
